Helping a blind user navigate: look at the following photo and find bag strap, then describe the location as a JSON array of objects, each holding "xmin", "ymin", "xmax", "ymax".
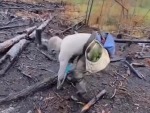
[
  {"xmin": 76, "ymin": 31, "xmax": 98, "ymax": 62},
  {"xmin": 83, "ymin": 31, "xmax": 98, "ymax": 54}
]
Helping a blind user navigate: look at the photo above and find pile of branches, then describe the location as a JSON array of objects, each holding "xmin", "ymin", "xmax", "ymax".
[
  {"xmin": 0, "ymin": 1, "xmax": 86, "ymax": 107},
  {"xmin": 0, "ymin": 16, "xmax": 59, "ymax": 104}
]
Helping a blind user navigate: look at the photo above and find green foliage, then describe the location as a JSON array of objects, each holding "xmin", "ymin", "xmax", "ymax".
[{"xmin": 87, "ymin": 44, "xmax": 102, "ymax": 62}]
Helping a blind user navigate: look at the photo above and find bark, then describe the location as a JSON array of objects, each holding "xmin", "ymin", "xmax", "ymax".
[
  {"xmin": 0, "ymin": 76, "xmax": 57, "ymax": 105},
  {"xmin": 0, "ymin": 26, "xmax": 36, "ymax": 53},
  {"xmin": 0, "ymin": 39, "xmax": 29, "ymax": 76},
  {"xmin": 0, "ymin": 18, "xmax": 54, "ymax": 76}
]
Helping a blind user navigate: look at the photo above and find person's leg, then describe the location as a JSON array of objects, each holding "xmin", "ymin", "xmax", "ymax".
[{"xmin": 74, "ymin": 55, "xmax": 87, "ymax": 95}]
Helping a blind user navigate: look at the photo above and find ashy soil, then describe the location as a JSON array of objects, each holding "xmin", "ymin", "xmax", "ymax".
[{"xmin": 0, "ymin": 1, "xmax": 150, "ymax": 113}]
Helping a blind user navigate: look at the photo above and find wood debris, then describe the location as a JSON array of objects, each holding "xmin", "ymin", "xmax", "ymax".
[{"xmin": 81, "ymin": 89, "xmax": 106, "ymax": 113}]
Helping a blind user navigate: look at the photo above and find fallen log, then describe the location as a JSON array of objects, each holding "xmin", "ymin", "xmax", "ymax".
[
  {"xmin": 0, "ymin": 26, "xmax": 37, "ymax": 53},
  {"xmin": 0, "ymin": 39, "xmax": 30, "ymax": 76},
  {"xmin": 0, "ymin": 76, "xmax": 57, "ymax": 105},
  {"xmin": 81, "ymin": 89, "xmax": 106, "ymax": 113},
  {"xmin": 115, "ymin": 39, "xmax": 150, "ymax": 43},
  {"xmin": 0, "ymin": 18, "xmax": 53, "ymax": 76},
  {"xmin": 17, "ymin": 26, "xmax": 37, "ymax": 35}
]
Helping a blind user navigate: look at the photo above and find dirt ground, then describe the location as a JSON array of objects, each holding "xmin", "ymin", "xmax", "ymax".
[{"xmin": 0, "ymin": 1, "xmax": 150, "ymax": 113}]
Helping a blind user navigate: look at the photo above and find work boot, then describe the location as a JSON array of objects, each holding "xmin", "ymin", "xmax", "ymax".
[
  {"xmin": 70, "ymin": 79, "xmax": 88, "ymax": 103},
  {"xmin": 76, "ymin": 79, "xmax": 87, "ymax": 95}
]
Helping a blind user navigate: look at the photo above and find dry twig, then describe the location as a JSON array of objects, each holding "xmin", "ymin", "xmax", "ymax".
[
  {"xmin": 111, "ymin": 89, "xmax": 117, "ymax": 99},
  {"xmin": 36, "ymin": 48, "xmax": 57, "ymax": 61},
  {"xmin": 0, "ymin": 26, "xmax": 36, "ymax": 53},
  {"xmin": 123, "ymin": 60, "xmax": 143, "ymax": 79},
  {"xmin": 81, "ymin": 89, "xmax": 106, "ymax": 113}
]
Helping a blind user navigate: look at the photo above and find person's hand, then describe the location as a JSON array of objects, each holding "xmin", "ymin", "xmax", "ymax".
[{"xmin": 101, "ymin": 38, "xmax": 106, "ymax": 44}]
